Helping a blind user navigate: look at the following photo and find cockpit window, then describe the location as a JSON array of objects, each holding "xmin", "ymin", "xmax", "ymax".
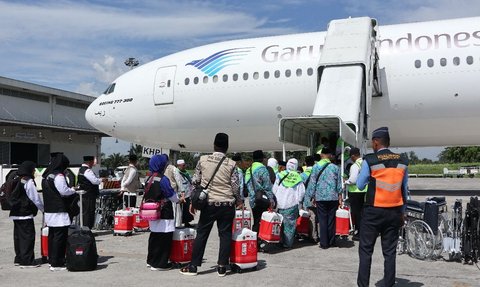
[{"xmin": 103, "ymin": 83, "xmax": 116, "ymax": 95}]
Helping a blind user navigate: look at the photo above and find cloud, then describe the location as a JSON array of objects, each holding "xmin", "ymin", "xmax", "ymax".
[{"xmin": 341, "ymin": 0, "xmax": 480, "ymax": 24}]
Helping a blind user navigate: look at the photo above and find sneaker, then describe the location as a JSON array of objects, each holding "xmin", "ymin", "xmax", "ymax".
[
  {"xmin": 179, "ymin": 265, "xmax": 197, "ymax": 276},
  {"xmin": 20, "ymin": 264, "xmax": 40, "ymax": 268},
  {"xmin": 217, "ymin": 265, "xmax": 227, "ymax": 277},
  {"xmin": 14, "ymin": 263, "xmax": 20, "ymax": 266},
  {"xmin": 146, "ymin": 264, "xmax": 151, "ymax": 268},
  {"xmin": 49, "ymin": 266, "xmax": 67, "ymax": 271},
  {"xmin": 352, "ymin": 234, "xmax": 360, "ymax": 241}
]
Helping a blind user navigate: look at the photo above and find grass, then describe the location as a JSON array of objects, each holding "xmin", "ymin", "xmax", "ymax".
[{"xmin": 409, "ymin": 162, "xmax": 480, "ymax": 175}]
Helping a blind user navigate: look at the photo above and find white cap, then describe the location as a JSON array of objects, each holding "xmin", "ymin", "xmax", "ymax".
[
  {"xmin": 267, "ymin": 158, "xmax": 278, "ymax": 168},
  {"xmin": 177, "ymin": 159, "xmax": 185, "ymax": 165}
]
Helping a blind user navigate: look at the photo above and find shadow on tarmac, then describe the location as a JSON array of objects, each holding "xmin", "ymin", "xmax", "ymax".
[{"xmin": 375, "ymin": 277, "xmax": 424, "ymax": 286}]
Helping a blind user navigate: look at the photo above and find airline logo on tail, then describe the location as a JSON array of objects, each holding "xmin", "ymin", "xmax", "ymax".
[{"xmin": 186, "ymin": 47, "xmax": 254, "ymax": 76}]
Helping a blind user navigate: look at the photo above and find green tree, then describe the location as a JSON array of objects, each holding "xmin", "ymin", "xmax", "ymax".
[
  {"xmin": 103, "ymin": 153, "xmax": 128, "ymax": 169},
  {"xmin": 439, "ymin": 146, "xmax": 480, "ymax": 163}
]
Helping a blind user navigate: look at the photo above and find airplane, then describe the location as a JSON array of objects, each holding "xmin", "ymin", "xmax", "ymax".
[{"xmin": 85, "ymin": 16, "xmax": 480, "ymax": 153}]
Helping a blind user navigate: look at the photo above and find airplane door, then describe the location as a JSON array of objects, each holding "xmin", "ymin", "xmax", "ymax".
[{"xmin": 153, "ymin": 66, "xmax": 176, "ymax": 105}]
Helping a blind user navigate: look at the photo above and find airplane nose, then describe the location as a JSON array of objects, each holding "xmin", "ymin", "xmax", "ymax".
[{"xmin": 85, "ymin": 102, "xmax": 96, "ymax": 128}]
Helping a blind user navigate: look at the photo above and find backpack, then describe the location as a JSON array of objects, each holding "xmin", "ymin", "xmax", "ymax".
[{"xmin": 0, "ymin": 173, "xmax": 20, "ymax": 210}]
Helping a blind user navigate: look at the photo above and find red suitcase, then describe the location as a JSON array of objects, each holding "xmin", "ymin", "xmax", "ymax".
[
  {"xmin": 335, "ymin": 206, "xmax": 351, "ymax": 236},
  {"xmin": 258, "ymin": 210, "xmax": 283, "ymax": 243},
  {"xmin": 230, "ymin": 209, "xmax": 257, "ymax": 273},
  {"xmin": 232, "ymin": 209, "xmax": 251, "ymax": 232},
  {"xmin": 296, "ymin": 209, "xmax": 310, "ymax": 236},
  {"xmin": 170, "ymin": 227, "xmax": 196, "ymax": 264}
]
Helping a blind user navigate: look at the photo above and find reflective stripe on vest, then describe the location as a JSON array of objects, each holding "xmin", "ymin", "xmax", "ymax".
[{"xmin": 369, "ymin": 162, "xmax": 406, "ymax": 207}]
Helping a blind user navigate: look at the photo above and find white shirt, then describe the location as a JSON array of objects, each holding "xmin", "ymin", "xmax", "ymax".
[
  {"xmin": 45, "ymin": 174, "xmax": 76, "ymax": 227},
  {"xmin": 148, "ymin": 194, "xmax": 179, "ymax": 233},
  {"xmin": 81, "ymin": 164, "xmax": 101, "ymax": 185},
  {"xmin": 345, "ymin": 158, "xmax": 362, "ymax": 186},
  {"xmin": 10, "ymin": 178, "xmax": 44, "ymax": 220},
  {"xmin": 272, "ymin": 179, "xmax": 305, "ymax": 210},
  {"xmin": 121, "ymin": 164, "xmax": 137, "ymax": 190}
]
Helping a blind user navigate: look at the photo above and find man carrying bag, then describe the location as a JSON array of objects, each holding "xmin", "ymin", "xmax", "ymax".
[{"xmin": 180, "ymin": 133, "xmax": 242, "ymax": 277}]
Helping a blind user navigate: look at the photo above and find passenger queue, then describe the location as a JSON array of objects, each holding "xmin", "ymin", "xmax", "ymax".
[{"xmin": 2, "ymin": 128, "xmax": 409, "ymax": 286}]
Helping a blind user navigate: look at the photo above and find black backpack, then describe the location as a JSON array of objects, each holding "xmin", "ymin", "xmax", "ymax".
[{"xmin": 0, "ymin": 173, "xmax": 20, "ymax": 210}]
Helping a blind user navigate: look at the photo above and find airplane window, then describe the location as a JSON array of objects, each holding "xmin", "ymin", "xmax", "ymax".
[
  {"xmin": 440, "ymin": 58, "xmax": 447, "ymax": 67},
  {"xmin": 274, "ymin": 70, "xmax": 280, "ymax": 78},
  {"xmin": 194, "ymin": 77, "xmax": 199, "ymax": 84},
  {"xmin": 203, "ymin": 76, "xmax": 208, "ymax": 84},
  {"xmin": 285, "ymin": 69, "xmax": 291, "ymax": 77},
  {"xmin": 264, "ymin": 71, "xmax": 270, "ymax": 79},
  {"xmin": 427, "ymin": 59, "xmax": 434, "ymax": 68},
  {"xmin": 466, "ymin": 56, "xmax": 473, "ymax": 65},
  {"xmin": 414, "ymin": 60, "xmax": 421, "ymax": 68},
  {"xmin": 253, "ymin": 72, "xmax": 259, "ymax": 80},
  {"xmin": 453, "ymin": 57, "xmax": 460, "ymax": 66},
  {"xmin": 296, "ymin": 69, "xmax": 302, "ymax": 77},
  {"xmin": 223, "ymin": 74, "xmax": 228, "ymax": 82},
  {"xmin": 233, "ymin": 74, "xmax": 238, "ymax": 81},
  {"xmin": 107, "ymin": 83, "xmax": 116, "ymax": 94},
  {"xmin": 243, "ymin": 73, "xmax": 248, "ymax": 80},
  {"xmin": 213, "ymin": 75, "xmax": 218, "ymax": 83},
  {"xmin": 184, "ymin": 78, "xmax": 190, "ymax": 85},
  {"xmin": 167, "ymin": 80, "xmax": 171, "ymax": 87},
  {"xmin": 307, "ymin": 68, "xmax": 313, "ymax": 76}
]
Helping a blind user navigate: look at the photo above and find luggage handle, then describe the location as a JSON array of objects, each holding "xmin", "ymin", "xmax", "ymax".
[{"xmin": 76, "ymin": 189, "xmax": 86, "ymax": 228}]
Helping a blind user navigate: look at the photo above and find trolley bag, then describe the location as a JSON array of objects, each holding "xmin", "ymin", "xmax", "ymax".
[
  {"xmin": 66, "ymin": 190, "xmax": 98, "ymax": 271},
  {"xmin": 170, "ymin": 205, "xmax": 196, "ymax": 264},
  {"xmin": 258, "ymin": 210, "xmax": 283, "ymax": 243},
  {"xmin": 296, "ymin": 209, "xmax": 310, "ymax": 236},
  {"xmin": 113, "ymin": 209, "xmax": 134, "ymax": 236},
  {"xmin": 424, "ymin": 201, "xmax": 439, "ymax": 235},
  {"xmin": 132, "ymin": 207, "xmax": 149, "ymax": 231},
  {"xmin": 40, "ymin": 215, "xmax": 48, "ymax": 263},
  {"xmin": 230, "ymin": 209, "xmax": 257, "ymax": 272},
  {"xmin": 335, "ymin": 206, "xmax": 351, "ymax": 236},
  {"xmin": 170, "ymin": 227, "xmax": 196, "ymax": 264},
  {"xmin": 233, "ymin": 209, "xmax": 252, "ymax": 232}
]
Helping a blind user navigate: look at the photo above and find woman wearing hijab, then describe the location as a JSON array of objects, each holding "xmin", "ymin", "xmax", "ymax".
[
  {"xmin": 272, "ymin": 158, "xmax": 305, "ymax": 248},
  {"xmin": 145, "ymin": 154, "xmax": 180, "ymax": 271},
  {"xmin": 42, "ymin": 154, "xmax": 77, "ymax": 271},
  {"xmin": 9, "ymin": 161, "xmax": 44, "ymax": 268}
]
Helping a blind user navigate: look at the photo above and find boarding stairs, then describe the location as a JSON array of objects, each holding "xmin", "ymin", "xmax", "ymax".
[{"xmin": 279, "ymin": 17, "xmax": 380, "ymax": 160}]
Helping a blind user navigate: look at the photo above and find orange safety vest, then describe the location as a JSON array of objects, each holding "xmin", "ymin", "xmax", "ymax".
[{"xmin": 364, "ymin": 150, "xmax": 408, "ymax": 208}]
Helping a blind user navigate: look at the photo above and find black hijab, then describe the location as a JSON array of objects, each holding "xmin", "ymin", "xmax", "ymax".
[
  {"xmin": 17, "ymin": 161, "xmax": 36, "ymax": 179},
  {"xmin": 47, "ymin": 154, "xmax": 70, "ymax": 175}
]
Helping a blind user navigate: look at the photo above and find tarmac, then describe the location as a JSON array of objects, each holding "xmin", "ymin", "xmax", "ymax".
[{"xmin": 1, "ymin": 178, "xmax": 479, "ymax": 287}]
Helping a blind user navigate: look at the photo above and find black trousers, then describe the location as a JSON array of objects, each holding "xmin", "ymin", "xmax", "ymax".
[
  {"xmin": 357, "ymin": 206, "xmax": 402, "ymax": 287},
  {"xmin": 48, "ymin": 226, "xmax": 69, "ymax": 267},
  {"xmin": 123, "ymin": 193, "xmax": 137, "ymax": 208},
  {"xmin": 191, "ymin": 205, "xmax": 235, "ymax": 267},
  {"xmin": 316, "ymin": 201, "xmax": 338, "ymax": 248},
  {"xmin": 182, "ymin": 197, "xmax": 194, "ymax": 224},
  {"xmin": 252, "ymin": 205, "xmax": 268, "ymax": 234},
  {"xmin": 82, "ymin": 196, "xmax": 97, "ymax": 229},
  {"xmin": 147, "ymin": 232, "xmax": 173, "ymax": 268},
  {"xmin": 348, "ymin": 192, "xmax": 366, "ymax": 232},
  {"xmin": 13, "ymin": 219, "xmax": 36, "ymax": 265}
]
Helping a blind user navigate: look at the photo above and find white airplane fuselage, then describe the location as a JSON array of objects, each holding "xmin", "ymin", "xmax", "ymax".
[{"xmin": 86, "ymin": 17, "xmax": 480, "ymax": 152}]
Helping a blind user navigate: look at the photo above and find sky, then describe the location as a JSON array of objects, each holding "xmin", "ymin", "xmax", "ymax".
[{"xmin": 1, "ymin": 0, "xmax": 479, "ymax": 159}]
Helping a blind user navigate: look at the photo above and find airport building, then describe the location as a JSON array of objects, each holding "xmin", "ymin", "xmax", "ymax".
[{"xmin": 0, "ymin": 76, "xmax": 104, "ymax": 166}]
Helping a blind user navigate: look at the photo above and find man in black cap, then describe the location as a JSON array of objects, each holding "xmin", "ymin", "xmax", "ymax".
[
  {"xmin": 245, "ymin": 150, "xmax": 275, "ymax": 235},
  {"xmin": 356, "ymin": 127, "xmax": 409, "ymax": 287},
  {"xmin": 78, "ymin": 156, "xmax": 101, "ymax": 229},
  {"xmin": 180, "ymin": 133, "xmax": 242, "ymax": 277}
]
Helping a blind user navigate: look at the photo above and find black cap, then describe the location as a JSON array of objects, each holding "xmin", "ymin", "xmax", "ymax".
[
  {"xmin": 50, "ymin": 152, "xmax": 63, "ymax": 157},
  {"xmin": 278, "ymin": 160, "xmax": 287, "ymax": 167},
  {"xmin": 372, "ymin": 127, "xmax": 390, "ymax": 139},
  {"xmin": 83, "ymin": 156, "xmax": 94, "ymax": 161},
  {"xmin": 214, "ymin": 133, "xmax": 229, "ymax": 150},
  {"xmin": 252, "ymin": 150, "xmax": 264, "ymax": 161},
  {"xmin": 305, "ymin": 156, "xmax": 314, "ymax": 166},
  {"xmin": 321, "ymin": 147, "xmax": 332, "ymax": 154},
  {"xmin": 350, "ymin": 147, "xmax": 360, "ymax": 156},
  {"xmin": 232, "ymin": 153, "xmax": 242, "ymax": 161},
  {"xmin": 129, "ymin": 154, "xmax": 138, "ymax": 161}
]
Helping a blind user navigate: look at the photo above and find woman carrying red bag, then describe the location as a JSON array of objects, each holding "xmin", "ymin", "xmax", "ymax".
[{"xmin": 144, "ymin": 154, "xmax": 180, "ymax": 271}]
